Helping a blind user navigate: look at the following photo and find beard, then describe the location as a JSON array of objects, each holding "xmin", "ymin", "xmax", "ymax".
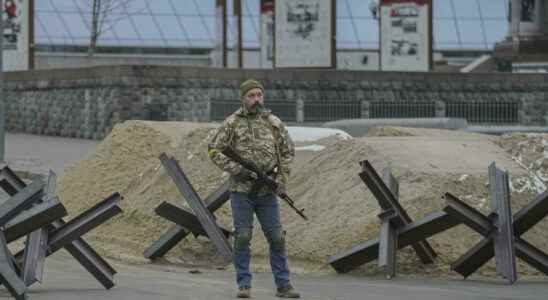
[{"xmin": 247, "ymin": 102, "xmax": 264, "ymax": 113}]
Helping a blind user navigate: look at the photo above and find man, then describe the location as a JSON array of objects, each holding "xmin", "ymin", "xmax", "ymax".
[{"xmin": 208, "ymin": 79, "xmax": 300, "ymax": 298}]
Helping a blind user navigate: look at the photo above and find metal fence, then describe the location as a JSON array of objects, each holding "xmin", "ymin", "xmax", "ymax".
[
  {"xmin": 210, "ymin": 100, "xmax": 296, "ymax": 121},
  {"xmin": 446, "ymin": 101, "xmax": 519, "ymax": 124},
  {"xmin": 303, "ymin": 100, "xmax": 361, "ymax": 122},
  {"xmin": 209, "ymin": 99, "xmax": 521, "ymax": 125},
  {"xmin": 369, "ymin": 101, "xmax": 436, "ymax": 119}
]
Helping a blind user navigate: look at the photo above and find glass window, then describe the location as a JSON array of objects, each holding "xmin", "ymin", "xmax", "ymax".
[
  {"xmin": 479, "ymin": 0, "xmax": 508, "ymax": 18},
  {"xmin": 484, "ymin": 20, "xmax": 508, "ymax": 45},
  {"xmin": 453, "ymin": 0, "xmax": 480, "ymax": 18},
  {"xmin": 434, "ymin": 0, "xmax": 454, "ymax": 18},
  {"xmin": 434, "ymin": 19, "xmax": 459, "ymax": 47},
  {"xmin": 457, "ymin": 20, "xmax": 487, "ymax": 48},
  {"xmin": 337, "ymin": 19, "xmax": 356, "ymax": 48}
]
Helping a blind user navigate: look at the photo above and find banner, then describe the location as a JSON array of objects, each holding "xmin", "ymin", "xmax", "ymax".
[
  {"xmin": 274, "ymin": 0, "xmax": 334, "ymax": 68},
  {"xmin": 260, "ymin": 0, "xmax": 274, "ymax": 68},
  {"xmin": 2, "ymin": 0, "xmax": 29, "ymax": 71},
  {"xmin": 380, "ymin": 0, "xmax": 431, "ymax": 71}
]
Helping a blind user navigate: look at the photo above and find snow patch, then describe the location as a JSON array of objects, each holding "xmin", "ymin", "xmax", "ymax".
[
  {"xmin": 295, "ymin": 145, "xmax": 326, "ymax": 152},
  {"xmin": 288, "ymin": 127, "xmax": 352, "ymax": 142}
]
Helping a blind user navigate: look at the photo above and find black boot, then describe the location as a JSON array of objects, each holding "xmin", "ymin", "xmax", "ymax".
[
  {"xmin": 237, "ymin": 286, "xmax": 251, "ymax": 298},
  {"xmin": 276, "ymin": 284, "xmax": 300, "ymax": 298}
]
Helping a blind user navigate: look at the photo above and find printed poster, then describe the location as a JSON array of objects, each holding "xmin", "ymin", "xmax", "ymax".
[
  {"xmin": 275, "ymin": 0, "xmax": 334, "ymax": 68},
  {"xmin": 380, "ymin": 0, "xmax": 431, "ymax": 71},
  {"xmin": 2, "ymin": 0, "xmax": 30, "ymax": 70}
]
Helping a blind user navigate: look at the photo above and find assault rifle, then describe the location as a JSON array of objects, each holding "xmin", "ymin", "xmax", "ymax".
[{"xmin": 221, "ymin": 147, "xmax": 308, "ymax": 221}]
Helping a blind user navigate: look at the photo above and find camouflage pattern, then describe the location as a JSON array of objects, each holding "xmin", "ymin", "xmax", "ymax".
[{"xmin": 208, "ymin": 105, "xmax": 295, "ymax": 195}]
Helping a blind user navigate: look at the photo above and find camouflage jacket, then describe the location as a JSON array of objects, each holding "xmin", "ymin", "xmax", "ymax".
[{"xmin": 208, "ymin": 106, "xmax": 295, "ymax": 195}]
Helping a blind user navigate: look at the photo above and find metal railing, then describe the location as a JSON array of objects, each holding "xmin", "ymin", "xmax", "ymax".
[
  {"xmin": 209, "ymin": 99, "xmax": 521, "ymax": 125},
  {"xmin": 304, "ymin": 100, "xmax": 361, "ymax": 122},
  {"xmin": 446, "ymin": 100, "xmax": 519, "ymax": 124},
  {"xmin": 210, "ymin": 100, "xmax": 296, "ymax": 121},
  {"xmin": 369, "ymin": 101, "xmax": 436, "ymax": 119}
]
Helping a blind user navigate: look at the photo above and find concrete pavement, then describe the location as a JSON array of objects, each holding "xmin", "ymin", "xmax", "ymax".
[{"xmin": 6, "ymin": 252, "xmax": 545, "ymax": 300}]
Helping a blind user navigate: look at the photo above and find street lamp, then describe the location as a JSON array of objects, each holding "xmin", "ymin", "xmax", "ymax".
[{"xmin": 0, "ymin": 0, "xmax": 5, "ymax": 162}]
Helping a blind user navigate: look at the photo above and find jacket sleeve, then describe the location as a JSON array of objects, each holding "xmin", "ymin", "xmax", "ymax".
[
  {"xmin": 276, "ymin": 123, "xmax": 295, "ymax": 186},
  {"xmin": 208, "ymin": 120, "xmax": 243, "ymax": 176}
]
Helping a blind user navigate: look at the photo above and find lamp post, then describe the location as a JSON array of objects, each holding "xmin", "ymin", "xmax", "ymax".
[{"xmin": 0, "ymin": 0, "xmax": 5, "ymax": 162}]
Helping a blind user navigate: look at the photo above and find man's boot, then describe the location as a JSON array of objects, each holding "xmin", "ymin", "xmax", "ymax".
[
  {"xmin": 237, "ymin": 286, "xmax": 251, "ymax": 298},
  {"xmin": 276, "ymin": 284, "xmax": 300, "ymax": 298}
]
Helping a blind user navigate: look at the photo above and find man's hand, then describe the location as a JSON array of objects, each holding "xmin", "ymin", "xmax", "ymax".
[
  {"xmin": 233, "ymin": 168, "xmax": 258, "ymax": 181},
  {"xmin": 275, "ymin": 182, "xmax": 287, "ymax": 197}
]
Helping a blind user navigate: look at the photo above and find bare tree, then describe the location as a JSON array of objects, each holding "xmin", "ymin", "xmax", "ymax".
[{"xmin": 80, "ymin": 0, "xmax": 145, "ymax": 56}]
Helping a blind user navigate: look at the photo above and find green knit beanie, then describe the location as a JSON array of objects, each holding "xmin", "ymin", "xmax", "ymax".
[{"xmin": 240, "ymin": 79, "xmax": 264, "ymax": 98}]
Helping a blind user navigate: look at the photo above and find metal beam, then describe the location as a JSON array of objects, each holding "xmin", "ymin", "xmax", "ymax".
[
  {"xmin": 47, "ymin": 193, "xmax": 122, "ymax": 253},
  {"xmin": 4, "ymin": 197, "xmax": 67, "ymax": 243},
  {"xmin": 1, "ymin": 169, "xmax": 119, "ymax": 289},
  {"xmin": 515, "ymin": 238, "xmax": 548, "ymax": 276},
  {"xmin": 0, "ymin": 232, "xmax": 27, "ymax": 299},
  {"xmin": 329, "ymin": 211, "xmax": 459, "ymax": 273},
  {"xmin": 359, "ymin": 160, "xmax": 435, "ymax": 263},
  {"xmin": 443, "ymin": 192, "xmax": 492, "ymax": 236},
  {"xmin": 0, "ymin": 180, "xmax": 44, "ymax": 226},
  {"xmin": 143, "ymin": 181, "xmax": 230, "ymax": 259},
  {"xmin": 62, "ymin": 233, "xmax": 115, "ymax": 289},
  {"xmin": 0, "ymin": 165, "xmax": 26, "ymax": 196},
  {"xmin": 377, "ymin": 211, "xmax": 397, "ymax": 279},
  {"xmin": 159, "ymin": 153, "xmax": 232, "ymax": 264},
  {"xmin": 451, "ymin": 237, "xmax": 494, "ymax": 278},
  {"xmin": 488, "ymin": 163, "xmax": 516, "ymax": 284},
  {"xmin": 513, "ymin": 189, "xmax": 548, "ymax": 236},
  {"xmin": 377, "ymin": 168, "xmax": 399, "ymax": 278},
  {"xmin": 155, "ymin": 202, "xmax": 231, "ymax": 238},
  {"xmin": 21, "ymin": 229, "xmax": 48, "ymax": 286},
  {"xmin": 143, "ymin": 225, "xmax": 190, "ymax": 260},
  {"xmin": 14, "ymin": 218, "xmax": 118, "ymax": 289}
]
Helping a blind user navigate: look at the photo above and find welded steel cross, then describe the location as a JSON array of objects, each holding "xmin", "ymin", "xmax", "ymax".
[
  {"xmin": 153, "ymin": 153, "xmax": 233, "ymax": 265},
  {"xmin": 443, "ymin": 162, "xmax": 548, "ymax": 284},
  {"xmin": 328, "ymin": 160, "xmax": 462, "ymax": 278},
  {"xmin": 143, "ymin": 180, "xmax": 231, "ymax": 260},
  {"xmin": 0, "ymin": 165, "xmax": 122, "ymax": 290}
]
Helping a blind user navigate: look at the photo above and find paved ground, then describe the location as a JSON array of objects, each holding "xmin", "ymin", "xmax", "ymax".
[
  {"xmin": 2, "ymin": 133, "xmax": 547, "ymax": 299},
  {"xmin": 4, "ymin": 252, "xmax": 544, "ymax": 300},
  {"xmin": 5, "ymin": 133, "xmax": 99, "ymax": 176}
]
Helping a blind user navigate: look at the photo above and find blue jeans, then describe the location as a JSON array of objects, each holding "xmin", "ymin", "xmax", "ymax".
[{"xmin": 230, "ymin": 192, "xmax": 291, "ymax": 289}]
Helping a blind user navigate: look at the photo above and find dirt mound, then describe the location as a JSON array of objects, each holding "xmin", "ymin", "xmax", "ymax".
[
  {"xmin": 57, "ymin": 123, "xmax": 548, "ymax": 278},
  {"xmin": 367, "ymin": 126, "xmax": 415, "ymax": 137},
  {"xmin": 57, "ymin": 120, "xmax": 227, "ymax": 264}
]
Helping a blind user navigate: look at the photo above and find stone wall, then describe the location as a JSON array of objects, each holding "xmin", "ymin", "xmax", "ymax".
[{"xmin": 4, "ymin": 65, "xmax": 548, "ymax": 139}]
